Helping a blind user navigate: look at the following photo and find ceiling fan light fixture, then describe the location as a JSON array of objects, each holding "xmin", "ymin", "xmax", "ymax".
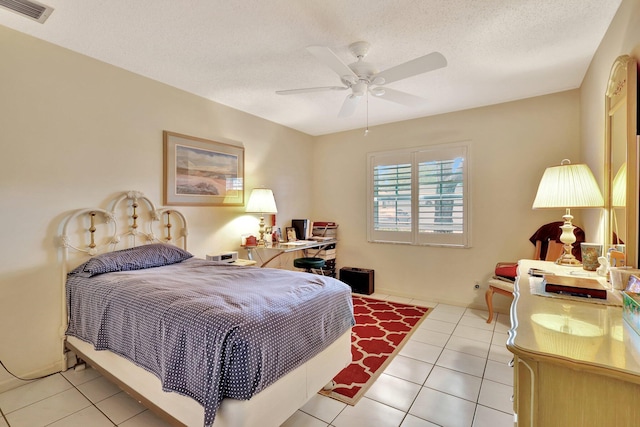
[{"xmin": 352, "ymin": 81, "xmax": 367, "ymax": 96}]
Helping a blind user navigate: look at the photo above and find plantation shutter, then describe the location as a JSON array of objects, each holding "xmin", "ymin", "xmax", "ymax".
[
  {"xmin": 367, "ymin": 142, "xmax": 470, "ymax": 247},
  {"xmin": 368, "ymin": 151, "xmax": 413, "ymax": 243},
  {"xmin": 416, "ymin": 145, "xmax": 468, "ymax": 247}
]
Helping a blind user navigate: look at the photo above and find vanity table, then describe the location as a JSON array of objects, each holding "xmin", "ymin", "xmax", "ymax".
[{"xmin": 508, "ymin": 259, "xmax": 640, "ymax": 426}]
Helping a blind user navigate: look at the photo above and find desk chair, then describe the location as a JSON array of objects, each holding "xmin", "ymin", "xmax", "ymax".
[
  {"xmin": 485, "ymin": 222, "xmax": 583, "ymax": 323},
  {"xmin": 293, "ymin": 257, "xmax": 325, "ymax": 275}
]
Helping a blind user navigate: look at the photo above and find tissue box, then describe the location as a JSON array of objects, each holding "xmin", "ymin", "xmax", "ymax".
[{"xmin": 622, "ymin": 291, "xmax": 640, "ymax": 336}]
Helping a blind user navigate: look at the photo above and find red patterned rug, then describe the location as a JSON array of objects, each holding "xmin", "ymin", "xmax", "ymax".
[{"xmin": 319, "ymin": 295, "xmax": 430, "ymax": 405}]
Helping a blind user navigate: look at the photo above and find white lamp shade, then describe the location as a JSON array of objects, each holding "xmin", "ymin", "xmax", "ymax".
[
  {"xmin": 532, "ymin": 160, "xmax": 604, "ymax": 209},
  {"xmin": 612, "ymin": 162, "xmax": 627, "ymax": 207},
  {"xmin": 246, "ymin": 188, "xmax": 278, "ymax": 214}
]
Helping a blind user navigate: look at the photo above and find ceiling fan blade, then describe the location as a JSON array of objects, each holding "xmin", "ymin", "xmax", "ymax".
[
  {"xmin": 307, "ymin": 46, "xmax": 358, "ymax": 81},
  {"xmin": 374, "ymin": 87, "xmax": 428, "ymax": 107},
  {"xmin": 338, "ymin": 94, "xmax": 361, "ymax": 117},
  {"xmin": 375, "ymin": 52, "xmax": 447, "ymax": 85},
  {"xmin": 276, "ymin": 86, "xmax": 347, "ymax": 95}
]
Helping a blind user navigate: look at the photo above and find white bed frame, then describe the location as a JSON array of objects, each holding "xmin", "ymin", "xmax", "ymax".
[{"xmin": 58, "ymin": 191, "xmax": 351, "ymax": 427}]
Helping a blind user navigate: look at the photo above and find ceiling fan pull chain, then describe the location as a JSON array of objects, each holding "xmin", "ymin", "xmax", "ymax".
[{"xmin": 364, "ymin": 90, "xmax": 369, "ymax": 136}]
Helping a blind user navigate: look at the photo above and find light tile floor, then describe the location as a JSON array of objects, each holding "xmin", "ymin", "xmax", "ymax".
[{"xmin": 0, "ymin": 295, "xmax": 514, "ymax": 427}]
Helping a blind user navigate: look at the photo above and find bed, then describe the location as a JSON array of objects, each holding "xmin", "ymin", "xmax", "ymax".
[{"xmin": 58, "ymin": 191, "xmax": 354, "ymax": 427}]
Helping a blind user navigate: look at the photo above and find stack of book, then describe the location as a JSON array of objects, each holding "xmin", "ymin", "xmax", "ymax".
[
  {"xmin": 311, "ymin": 243, "xmax": 337, "ymax": 278},
  {"xmin": 311, "ymin": 221, "xmax": 338, "ymax": 277},
  {"xmin": 311, "ymin": 221, "xmax": 338, "ymax": 239},
  {"xmin": 542, "ymin": 274, "xmax": 607, "ymax": 299}
]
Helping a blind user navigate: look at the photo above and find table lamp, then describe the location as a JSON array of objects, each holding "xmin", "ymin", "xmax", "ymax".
[
  {"xmin": 532, "ymin": 159, "xmax": 604, "ymax": 266},
  {"xmin": 246, "ymin": 188, "xmax": 278, "ymax": 247}
]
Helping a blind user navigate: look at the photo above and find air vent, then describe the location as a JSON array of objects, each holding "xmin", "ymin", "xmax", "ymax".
[{"xmin": 0, "ymin": 0, "xmax": 54, "ymax": 24}]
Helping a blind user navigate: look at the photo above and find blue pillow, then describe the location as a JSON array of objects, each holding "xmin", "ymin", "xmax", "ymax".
[{"xmin": 70, "ymin": 243, "xmax": 193, "ymax": 277}]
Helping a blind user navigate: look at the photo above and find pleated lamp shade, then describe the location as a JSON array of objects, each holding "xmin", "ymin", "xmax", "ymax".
[
  {"xmin": 246, "ymin": 188, "xmax": 278, "ymax": 214},
  {"xmin": 612, "ymin": 162, "xmax": 627, "ymax": 208},
  {"xmin": 532, "ymin": 160, "xmax": 604, "ymax": 209}
]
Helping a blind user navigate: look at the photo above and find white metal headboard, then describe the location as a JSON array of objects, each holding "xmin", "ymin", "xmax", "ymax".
[
  {"xmin": 60, "ymin": 190, "xmax": 188, "ymax": 259},
  {"xmin": 57, "ymin": 190, "xmax": 188, "ymax": 364}
]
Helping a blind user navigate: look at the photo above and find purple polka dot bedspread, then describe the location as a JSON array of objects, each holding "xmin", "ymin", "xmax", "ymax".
[{"xmin": 66, "ymin": 258, "xmax": 355, "ymax": 426}]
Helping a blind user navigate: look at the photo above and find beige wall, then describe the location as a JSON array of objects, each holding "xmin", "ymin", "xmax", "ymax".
[
  {"xmin": 0, "ymin": 26, "xmax": 315, "ymax": 390},
  {"xmin": 580, "ymin": 0, "xmax": 640, "ymax": 243},
  {"xmin": 312, "ymin": 91, "xmax": 581, "ymax": 305}
]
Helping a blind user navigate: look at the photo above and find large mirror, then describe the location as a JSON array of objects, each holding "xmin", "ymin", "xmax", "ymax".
[{"xmin": 605, "ymin": 55, "xmax": 638, "ymax": 267}]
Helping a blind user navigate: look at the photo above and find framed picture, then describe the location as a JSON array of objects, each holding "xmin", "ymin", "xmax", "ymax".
[
  {"xmin": 286, "ymin": 227, "xmax": 297, "ymax": 242},
  {"xmin": 164, "ymin": 131, "xmax": 244, "ymax": 206}
]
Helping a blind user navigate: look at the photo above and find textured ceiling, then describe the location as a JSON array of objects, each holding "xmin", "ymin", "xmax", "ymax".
[{"xmin": 0, "ymin": 0, "xmax": 622, "ymax": 136}]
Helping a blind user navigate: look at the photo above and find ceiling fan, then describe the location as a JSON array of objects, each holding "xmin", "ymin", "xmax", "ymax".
[{"xmin": 276, "ymin": 41, "xmax": 447, "ymax": 118}]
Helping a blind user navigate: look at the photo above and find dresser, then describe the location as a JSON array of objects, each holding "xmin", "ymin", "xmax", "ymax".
[{"xmin": 508, "ymin": 259, "xmax": 640, "ymax": 426}]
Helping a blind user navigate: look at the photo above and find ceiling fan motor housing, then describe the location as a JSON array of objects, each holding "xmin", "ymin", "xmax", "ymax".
[
  {"xmin": 349, "ymin": 41, "xmax": 371, "ymax": 59},
  {"xmin": 348, "ymin": 61, "xmax": 378, "ymax": 81},
  {"xmin": 344, "ymin": 60, "xmax": 380, "ymax": 93}
]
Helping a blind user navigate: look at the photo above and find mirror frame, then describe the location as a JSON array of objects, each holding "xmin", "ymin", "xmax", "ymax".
[{"xmin": 605, "ymin": 55, "xmax": 638, "ymax": 267}]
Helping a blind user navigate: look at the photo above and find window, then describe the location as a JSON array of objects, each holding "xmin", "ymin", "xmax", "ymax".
[{"xmin": 367, "ymin": 142, "xmax": 470, "ymax": 247}]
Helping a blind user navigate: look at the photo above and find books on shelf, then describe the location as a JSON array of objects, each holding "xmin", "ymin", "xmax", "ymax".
[
  {"xmin": 310, "ymin": 236, "xmax": 334, "ymax": 241},
  {"xmin": 313, "ymin": 221, "xmax": 337, "ymax": 227},
  {"xmin": 542, "ymin": 274, "xmax": 607, "ymax": 299},
  {"xmin": 317, "ymin": 248, "xmax": 336, "ymax": 256},
  {"xmin": 312, "ymin": 221, "xmax": 338, "ymax": 238},
  {"xmin": 314, "ymin": 248, "xmax": 336, "ymax": 260}
]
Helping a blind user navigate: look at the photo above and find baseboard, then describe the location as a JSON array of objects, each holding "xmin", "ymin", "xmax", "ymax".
[
  {"xmin": 373, "ymin": 286, "xmax": 508, "ymax": 315},
  {"xmin": 0, "ymin": 358, "xmax": 65, "ymax": 393},
  {"xmin": 374, "ymin": 286, "xmax": 467, "ymax": 308}
]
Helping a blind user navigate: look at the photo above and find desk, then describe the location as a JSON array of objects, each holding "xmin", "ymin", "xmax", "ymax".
[
  {"xmin": 245, "ymin": 239, "xmax": 337, "ymax": 268},
  {"xmin": 508, "ymin": 260, "xmax": 640, "ymax": 426}
]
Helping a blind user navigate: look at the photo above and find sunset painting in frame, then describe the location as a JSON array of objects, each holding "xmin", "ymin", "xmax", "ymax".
[{"xmin": 163, "ymin": 131, "xmax": 244, "ymax": 206}]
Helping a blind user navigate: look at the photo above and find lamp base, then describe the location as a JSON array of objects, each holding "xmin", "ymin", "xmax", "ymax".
[
  {"xmin": 555, "ymin": 252, "xmax": 582, "ymax": 266},
  {"xmin": 555, "ymin": 210, "xmax": 581, "ymax": 266},
  {"xmin": 257, "ymin": 215, "xmax": 266, "ymax": 247}
]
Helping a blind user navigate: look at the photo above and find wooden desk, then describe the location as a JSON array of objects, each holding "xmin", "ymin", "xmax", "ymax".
[
  {"xmin": 245, "ymin": 239, "xmax": 336, "ymax": 268},
  {"xmin": 508, "ymin": 260, "xmax": 640, "ymax": 426}
]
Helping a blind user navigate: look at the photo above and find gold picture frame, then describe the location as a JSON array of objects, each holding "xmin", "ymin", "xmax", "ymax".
[{"xmin": 163, "ymin": 131, "xmax": 244, "ymax": 206}]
